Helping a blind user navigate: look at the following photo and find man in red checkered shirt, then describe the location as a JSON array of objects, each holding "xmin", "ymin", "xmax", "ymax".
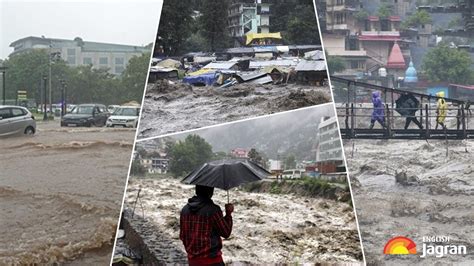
[{"xmin": 180, "ymin": 185, "xmax": 234, "ymax": 265}]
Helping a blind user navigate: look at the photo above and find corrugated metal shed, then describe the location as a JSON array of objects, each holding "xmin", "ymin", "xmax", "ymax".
[
  {"xmin": 295, "ymin": 60, "xmax": 327, "ymax": 72},
  {"xmin": 203, "ymin": 61, "xmax": 238, "ymax": 70},
  {"xmin": 249, "ymin": 59, "xmax": 298, "ymax": 68}
]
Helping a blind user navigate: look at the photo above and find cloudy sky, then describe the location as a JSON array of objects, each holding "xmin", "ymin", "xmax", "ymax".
[{"xmin": 0, "ymin": 0, "xmax": 163, "ymax": 59}]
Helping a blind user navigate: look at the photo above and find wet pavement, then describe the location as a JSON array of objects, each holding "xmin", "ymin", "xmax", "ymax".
[
  {"xmin": 345, "ymin": 138, "xmax": 474, "ymax": 265},
  {"xmin": 0, "ymin": 121, "xmax": 136, "ymax": 264},
  {"xmin": 122, "ymin": 177, "xmax": 363, "ymax": 264},
  {"xmin": 138, "ymin": 82, "xmax": 331, "ymax": 138}
]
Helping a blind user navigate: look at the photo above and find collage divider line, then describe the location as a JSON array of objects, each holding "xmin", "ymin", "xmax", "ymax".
[
  {"xmin": 108, "ymin": 1, "xmax": 163, "ymax": 264},
  {"xmin": 136, "ymin": 102, "xmax": 335, "ymax": 142},
  {"xmin": 311, "ymin": 0, "xmax": 367, "ymax": 263},
  {"xmin": 109, "ymin": 1, "xmax": 367, "ymax": 264}
]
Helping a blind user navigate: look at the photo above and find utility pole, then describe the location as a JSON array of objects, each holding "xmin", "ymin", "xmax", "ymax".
[
  {"xmin": 49, "ymin": 41, "xmax": 53, "ymax": 116},
  {"xmin": 0, "ymin": 66, "xmax": 7, "ymax": 105},
  {"xmin": 43, "ymin": 75, "xmax": 48, "ymax": 121}
]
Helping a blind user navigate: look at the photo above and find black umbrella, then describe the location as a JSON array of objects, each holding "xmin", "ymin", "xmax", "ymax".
[
  {"xmin": 396, "ymin": 93, "xmax": 420, "ymax": 117},
  {"xmin": 182, "ymin": 159, "xmax": 270, "ymax": 202}
]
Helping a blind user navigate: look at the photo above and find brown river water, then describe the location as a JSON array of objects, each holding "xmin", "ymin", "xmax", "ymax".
[
  {"xmin": 0, "ymin": 121, "xmax": 135, "ymax": 264},
  {"xmin": 122, "ymin": 177, "xmax": 363, "ymax": 264}
]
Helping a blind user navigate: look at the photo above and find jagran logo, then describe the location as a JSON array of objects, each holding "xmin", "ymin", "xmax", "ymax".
[{"xmin": 383, "ymin": 236, "xmax": 467, "ymax": 258}]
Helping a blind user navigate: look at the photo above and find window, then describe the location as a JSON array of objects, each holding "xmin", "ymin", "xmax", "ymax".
[
  {"xmin": 67, "ymin": 48, "xmax": 75, "ymax": 55},
  {"xmin": 99, "ymin": 57, "xmax": 108, "ymax": 65},
  {"xmin": 83, "ymin": 57, "xmax": 92, "ymax": 65},
  {"xmin": 67, "ymin": 56, "xmax": 76, "ymax": 65},
  {"xmin": 115, "ymin": 57, "xmax": 124, "ymax": 65},
  {"xmin": 115, "ymin": 66, "xmax": 125, "ymax": 74},
  {"xmin": 12, "ymin": 108, "xmax": 26, "ymax": 117},
  {"xmin": 0, "ymin": 108, "xmax": 11, "ymax": 119}
]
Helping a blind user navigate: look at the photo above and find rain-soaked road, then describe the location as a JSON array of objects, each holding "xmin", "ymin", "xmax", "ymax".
[{"xmin": 0, "ymin": 121, "xmax": 135, "ymax": 265}]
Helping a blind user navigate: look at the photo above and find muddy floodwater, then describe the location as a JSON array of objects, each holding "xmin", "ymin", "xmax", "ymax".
[
  {"xmin": 122, "ymin": 177, "xmax": 363, "ymax": 264},
  {"xmin": 345, "ymin": 138, "xmax": 474, "ymax": 264},
  {"xmin": 138, "ymin": 82, "xmax": 331, "ymax": 138},
  {"xmin": 0, "ymin": 121, "xmax": 135, "ymax": 264}
]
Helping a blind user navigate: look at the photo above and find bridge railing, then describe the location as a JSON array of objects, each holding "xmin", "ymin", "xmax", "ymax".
[{"xmin": 330, "ymin": 76, "xmax": 472, "ymax": 139}]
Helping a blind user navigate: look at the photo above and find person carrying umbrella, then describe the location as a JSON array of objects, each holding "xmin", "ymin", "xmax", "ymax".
[
  {"xmin": 179, "ymin": 185, "xmax": 233, "ymax": 266},
  {"xmin": 435, "ymin": 91, "xmax": 447, "ymax": 130},
  {"xmin": 180, "ymin": 159, "xmax": 269, "ymax": 265},
  {"xmin": 369, "ymin": 91, "xmax": 386, "ymax": 129},
  {"xmin": 395, "ymin": 92, "xmax": 423, "ymax": 130}
]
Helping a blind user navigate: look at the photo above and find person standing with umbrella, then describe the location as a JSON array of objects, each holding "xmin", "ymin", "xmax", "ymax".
[
  {"xmin": 395, "ymin": 92, "xmax": 423, "ymax": 130},
  {"xmin": 180, "ymin": 159, "xmax": 269, "ymax": 265},
  {"xmin": 179, "ymin": 185, "xmax": 233, "ymax": 266}
]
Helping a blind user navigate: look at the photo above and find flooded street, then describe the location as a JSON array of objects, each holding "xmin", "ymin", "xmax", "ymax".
[
  {"xmin": 122, "ymin": 177, "xmax": 362, "ymax": 264},
  {"xmin": 0, "ymin": 121, "xmax": 135, "ymax": 264},
  {"xmin": 345, "ymin": 138, "xmax": 474, "ymax": 264},
  {"xmin": 138, "ymin": 82, "xmax": 331, "ymax": 138}
]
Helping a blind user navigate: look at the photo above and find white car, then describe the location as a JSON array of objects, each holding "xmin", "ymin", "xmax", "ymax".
[
  {"xmin": 106, "ymin": 106, "xmax": 140, "ymax": 128},
  {"xmin": 0, "ymin": 106, "xmax": 36, "ymax": 136},
  {"xmin": 282, "ymin": 169, "xmax": 304, "ymax": 179}
]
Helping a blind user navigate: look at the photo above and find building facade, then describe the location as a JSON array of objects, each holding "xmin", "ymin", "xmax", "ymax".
[
  {"xmin": 9, "ymin": 36, "xmax": 150, "ymax": 75},
  {"xmin": 316, "ymin": 116, "xmax": 346, "ymax": 174},
  {"xmin": 228, "ymin": 0, "xmax": 270, "ymax": 38}
]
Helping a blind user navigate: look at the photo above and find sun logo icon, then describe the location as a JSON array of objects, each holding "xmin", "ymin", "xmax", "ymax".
[{"xmin": 383, "ymin": 236, "xmax": 417, "ymax": 255}]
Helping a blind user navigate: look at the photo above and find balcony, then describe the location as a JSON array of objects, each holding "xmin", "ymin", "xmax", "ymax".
[{"xmin": 327, "ymin": 24, "xmax": 349, "ymax": 31}]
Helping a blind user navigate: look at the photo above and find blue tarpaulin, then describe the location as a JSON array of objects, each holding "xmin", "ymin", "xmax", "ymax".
[{"xmin": 183, "ymin": 72, "xmax": 217, "ymax": 86}]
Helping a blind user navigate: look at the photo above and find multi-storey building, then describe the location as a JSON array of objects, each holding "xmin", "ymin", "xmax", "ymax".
[
  {"xmin": 316, "ymin": 116, "xmax": 345, "ymax": 174},
  {"xmin": 228, "ymin": 0, "xmax": 270, "ymax": 39},
  {"xmin": 9, "ymin": 36, "xmax": 150, "ymax": 75}
]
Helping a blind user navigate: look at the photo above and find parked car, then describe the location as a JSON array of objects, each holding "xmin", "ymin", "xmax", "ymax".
[
  {"xmin": 61, "ymin": 104, "xmax": 109, "ymax": 127},
  {"xmin": 282, "ymin": 169, "xmax": 304, "ymax": 179},
  {"xmin": 107, "ymin": 105, "xmax": 120, "ymax": 114},
  {"xmin": 106, "ymin": 106, "xmax": 140, "ymax": 128},
  {"xmin": 0, "ymin": 105, "xmax": 36, "ymax": 136}
]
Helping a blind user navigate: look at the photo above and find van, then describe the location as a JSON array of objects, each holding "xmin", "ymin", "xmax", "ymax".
[{"xmin": 282, "ymin": 169, "xmax": 304, "ymax": 179}]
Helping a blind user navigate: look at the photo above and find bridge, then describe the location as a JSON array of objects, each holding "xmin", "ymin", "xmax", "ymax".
[{"xmin": 330, "ymin": 76, "xmax": 474, "ymax": 140}]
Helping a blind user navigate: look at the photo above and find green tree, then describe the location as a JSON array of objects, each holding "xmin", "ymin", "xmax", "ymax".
[
  {"xmin": 4, "ymin": 49, "xmax": 69, "ymax": 103},
  {"xmin": 120, "ymin": 52, "xmax": 151, "ymax": 103},
  {"xmin": 198, "ymin": 0, "xmax": 231, "ymax": 51},
  {"xmin": 377, "ymin": 4, "xmax": 392, "ymax": 19},
  {"xmin": 401, "ymin": 10, "xmax": 432, "ymax": 29},
  {"xmin": 157, "ymin": 0, "xmax": 194, "ymax": 56},
  {"xmin": 284, "ymin": 154, "xmax": 296, "ymax": 169},
  {"xmin": 422, "ymin": 44, "xmax": 473, "ymax": 84},
  {"xmin": 169, "ymin": 135, "xmax": 213, "ymax": 177},
  {"xmin": 285, "ymin": 3, "xmax": 321, "ymax": 44},
  {"xmin": 130, "ymin": 159, "xmax": 147, "ymax": 176},
  {"xmin": 327, "ymin": 55, "xmax": 346, "ymax": 75}
]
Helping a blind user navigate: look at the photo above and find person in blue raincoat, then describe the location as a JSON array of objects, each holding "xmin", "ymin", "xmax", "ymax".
[{"xmin": 369, "ymin": 91, "xmax": 386, "ymax": 129}]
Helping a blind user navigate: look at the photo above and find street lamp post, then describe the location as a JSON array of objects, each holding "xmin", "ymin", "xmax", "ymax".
[
  {"xmin": 0, "ymin": 66, "xmax": 8, "ymax": 105},
  {"xmin": 43, "ymin": 75, "xmax": 48, "ymax": 121},
  {"xmin": 59, "ymin": 79, "xmax": 67, "ymax": 116}
]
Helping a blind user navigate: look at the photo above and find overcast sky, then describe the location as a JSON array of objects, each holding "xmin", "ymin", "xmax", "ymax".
[{"xmin": 0, "ymin": 0, "xmax": 163, "ymax": 59}]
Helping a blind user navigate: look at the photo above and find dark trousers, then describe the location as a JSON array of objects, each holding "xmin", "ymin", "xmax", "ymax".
[{"xmin": 404, "ymin": 117, "xmax": 422, "ymax": 129}]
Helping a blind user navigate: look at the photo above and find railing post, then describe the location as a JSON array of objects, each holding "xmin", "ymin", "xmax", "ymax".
[
  {"xmin": 420, "ymin": 96, "xmax": 423, "ymax": 126},
  {"xmin": 462, "ymin": 103, "xmax": 466, "ymax": 139},
  {"xmin": 386, "ymin": 104, "xmax": 391, "ymax": 138},
  {"xmin": 345, "ymin": 103, "xmax": 349, "ymax": 130},
  {"xmin": 351, "ymin": 103, "xmax": 355, "ymax": 138},
  {"xmin": 425, "ymin": 104, "xmax": 429, "ymax": 138}
]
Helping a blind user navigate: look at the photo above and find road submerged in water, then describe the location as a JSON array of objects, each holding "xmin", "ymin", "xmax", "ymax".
[{"xmin": 0, "ymin": 121, "xmax": 136, "ymax": 265}]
